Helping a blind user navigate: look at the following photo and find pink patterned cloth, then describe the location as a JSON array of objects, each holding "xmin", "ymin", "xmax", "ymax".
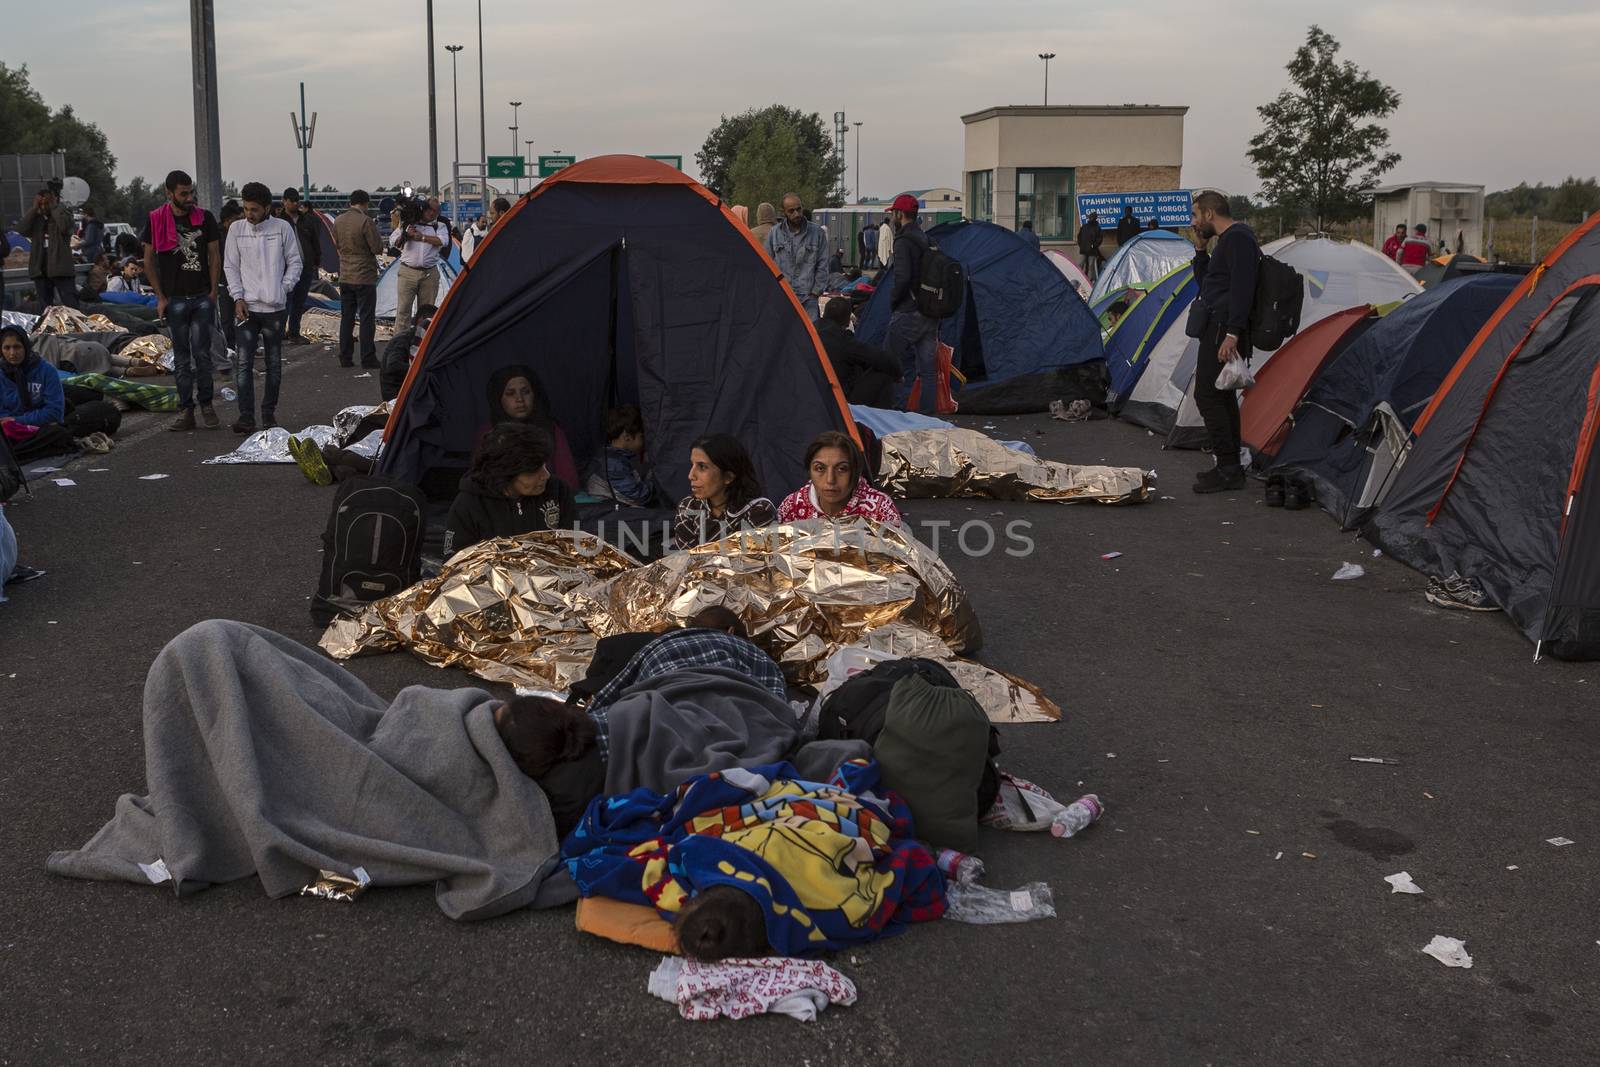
[
  {"xmin": 648, "ymin": 956, "xmax": 858, "ymax": 1022},
  {"xmin": 776, "ymin": 481, "xmax": 902, "ymax": 526}
]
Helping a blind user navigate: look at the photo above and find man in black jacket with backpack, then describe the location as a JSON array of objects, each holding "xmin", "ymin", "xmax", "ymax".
[
  {"xmin": 886, "ymin": 193, "xmax": 940, "ymax": 414},
  {"xmin": 1188, "ymin": 189, "xmax": 1259, "ymax": 493}
]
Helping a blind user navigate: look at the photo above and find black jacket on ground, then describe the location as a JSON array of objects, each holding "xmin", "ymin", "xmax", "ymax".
[
  {"xmin": 442, "ymin": 473, "xmax": 578, "ymax": 556},
  {"xmin": 815, "ymin": 319, "xmax": 898, "ymax": 395},
  {"xmin": 889, "ymin": 220, "xmax": 929, "ymax": 312}
]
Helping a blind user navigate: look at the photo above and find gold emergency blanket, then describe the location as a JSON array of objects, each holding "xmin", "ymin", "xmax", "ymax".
[
  {"xmin": 825, "ymin": 622, "xmax": 1060, "ymax": 724},
  {"xmin": 573, "ymin": 520, "xmax": 982, "ymax": 682},
  {"xmin": 32, "ymin": 306, "xmax": 127, "ymax": 335},
  {"xmin": 118, "ymin": 333, "xmax": 173, "ymax": 365},
  {"xmin": 878, "ymin": 427, "xmax": 1151, "ymax": 504},
  {"xmin": 319, "ymin": 531, "xmax": 638, "ymax": 689}
]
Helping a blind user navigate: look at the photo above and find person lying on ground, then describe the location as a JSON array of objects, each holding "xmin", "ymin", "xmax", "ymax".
[
  {"xmin": 378, "ymin": 302, "xmax": 434, "ymax": 402},
  {"xmin": 814, "ymin": 296, "xmax": 898, "ymax": 408},
  {"xmin": 584, "ymin": 404, "xmax": 659, "ymax": 507},
  {"xmin": 0, "ymin": 326, "xmax": 119, "ymax": 460},
  {"xmin": 672, "ymin": 433, "xmax": 777, "ymax": 550},
  {"xmin": 776, "ymin": 430, "xmax": 902, "ymax": 525},
  {"xmin": 442, "ymin": 422, "xmax": 577, "ymax": 557},
  {"xmin": 479, "ymin": 364, "xmax": 579, "ymax": 489},
  {"xmin": 581, "ymin": 610, "xmax": 785, "ymax": 713}
]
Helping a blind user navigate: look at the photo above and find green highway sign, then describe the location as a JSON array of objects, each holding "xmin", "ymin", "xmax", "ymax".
[
  {"xmin": 486, "ymin": 155, "xmax": 524, "ymax": 179},
  {"xmin": 646, "ymin": 155, "xmax": 683, "ymax": 170},
  {"xmin": 538, "ymin": 155, "xmax": 577, "ymax": 177}
]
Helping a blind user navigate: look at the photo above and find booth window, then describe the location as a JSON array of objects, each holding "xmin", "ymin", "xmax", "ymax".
[
  {"xmin": 968, "ymin": 171, "xmax": 994, "ymax": 223},
  {"xmin": 1016, "ymin": 168, "xmax": 1075, "ymax": 240}
]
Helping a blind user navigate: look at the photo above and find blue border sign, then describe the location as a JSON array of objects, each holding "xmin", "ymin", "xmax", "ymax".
[{"xmin": 1077, "ymin": 190, "xmax": 1193, "ymax": 227}]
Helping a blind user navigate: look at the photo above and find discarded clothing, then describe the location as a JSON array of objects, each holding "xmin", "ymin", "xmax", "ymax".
[
  {"xmin": 46, "ymin": 620, "xmax": 564, "ymax": 920},
  {"xmin": 648, "ymin": 955, "xmax": 857, "ymax": 1021},
  {"xmin": 563, "ymin": 759, "xmax": 945, "ymax": 956}
]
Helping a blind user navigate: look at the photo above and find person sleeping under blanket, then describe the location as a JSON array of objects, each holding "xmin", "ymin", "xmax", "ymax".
[{"xmin": 46, "ymin": 619, "xmax": 865, "ymax": 919}]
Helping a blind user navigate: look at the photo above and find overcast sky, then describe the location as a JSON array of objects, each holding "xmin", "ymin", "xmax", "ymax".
[{"xmin": 12, "ymin": 0, "xmax": 1599, "ymax": 205}]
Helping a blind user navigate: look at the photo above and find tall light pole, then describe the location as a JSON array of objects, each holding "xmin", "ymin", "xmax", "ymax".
[
  {"xmin": 1038, "ymin": 52, "xmax": 1056, "ymax": 106},
  {"xmin": 290, "ymin": 82, "xmax": 317, "ymax": 202},
  {"xmin": 477, "ymin": 0, "xmax": 487, "ymax": 170},
  {"xmin": 425, "ymin": 0, "xmax": 438, "ymax": 191},
  {"xmin": 852, "ymin": 121, "xmax": 863, "ymax": 203},
  {"xmin": 509, "ymin": 101, "xmax": 522, "ymax": 195},
  {"xmin": 446, "ymin": 44, "xmax": 463, "ymax": 227},
  {"xmin": 189, "ymin": 0, "xmax": 223, "ymax": 212}
]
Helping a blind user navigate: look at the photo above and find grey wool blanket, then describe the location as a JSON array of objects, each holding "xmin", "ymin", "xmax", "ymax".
[
  {"xmin": 47, "ymin": 620, "xmax": 562, "ymax": 920},
  {"xmin": 601, "ymin": 666, "xmax": 869, "ymax": 795}
]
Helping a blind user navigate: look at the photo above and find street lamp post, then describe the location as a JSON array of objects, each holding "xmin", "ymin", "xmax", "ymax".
[
  {"xmin": 852, "ymin": 121, "xmax": 863, "ymax": 203},
  {"xmin": 509, "ymin": 101, "xmax": 522, "ymax": 195},
  {"xmin": 446, "ymin": 44, "xmax": 463, "ymax": 227},
  {"xmin": 425, "ymin": 0, "xmax": 438, "ymax": 192},
  {"xmin": 1038, "ymin": 52, "xmax": 1056, "ymax": 106},
  {"xmin": 477, "ymin": 0, "xmax": 487, "ymax": 171}
]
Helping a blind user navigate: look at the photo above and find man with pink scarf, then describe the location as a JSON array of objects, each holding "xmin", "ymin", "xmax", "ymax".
[{"xmin": 140, "ymin": 169, "xmax": 222, "ymax": 431}]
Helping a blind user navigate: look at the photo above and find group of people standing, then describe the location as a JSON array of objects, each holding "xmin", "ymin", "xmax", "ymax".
[{"xmin": 1382, "ymin": 222, "xmax": 1440, "ymax": 275}]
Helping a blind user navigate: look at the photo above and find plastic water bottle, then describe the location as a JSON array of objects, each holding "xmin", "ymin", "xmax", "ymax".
[
  {"xmin": 219, "ymin": 386, "xmax": 238, "ymax": 402},
  {"xmin": 1050, "ymin": 794, "xmax": 1103, "ymax": 838},
  {"xmin": 934, "ymin": 848, "xmax": 986, "ymax": 885}
]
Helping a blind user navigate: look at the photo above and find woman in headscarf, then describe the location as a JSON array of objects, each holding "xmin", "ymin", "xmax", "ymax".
[
  {"xmin": 0, "ymin": 325, "xmax": 120, "ymax": 461},
  {"xmin": 478, "ymin": 363, "xmax": 579, "ymax": 489}
]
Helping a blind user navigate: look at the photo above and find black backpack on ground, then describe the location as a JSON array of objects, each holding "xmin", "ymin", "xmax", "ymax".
[
  {"xmin": 310, "ymin": 476, "xmax": 428, "ymax": 626},
  {"xmin": 1249, "ymin": 255, "xmax": 1304, "ymax": 352},
  {"xmin": 914, "ymin": 240, "xmax": 966, "ymax": 320}
]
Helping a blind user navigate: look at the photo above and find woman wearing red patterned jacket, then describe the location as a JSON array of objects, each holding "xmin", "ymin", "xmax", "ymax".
[{"xmin": 776, "ymin": 431, "xmax": 902, "ymax": 525}]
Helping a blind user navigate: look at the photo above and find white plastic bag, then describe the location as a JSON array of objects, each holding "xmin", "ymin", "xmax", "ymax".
[{"xmin": 1215, "ymin": 357, "xmax": 1255, "ymax": 391}]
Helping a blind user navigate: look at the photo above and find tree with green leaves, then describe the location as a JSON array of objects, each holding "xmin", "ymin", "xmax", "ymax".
[
  {"xmin": 1, "ymin": 63, "xmax": 123, "ymax": 221},
  {"xmin": 696, "ymin": 105, "xmax": 843, "ymax": 207},
  {"xmin": 1248, "ymin": 26, "xmax": 1401, "ymax": 231},
  {"xmin": 728, "ymin": 124, "xmax": 825, "ymax": 215}
]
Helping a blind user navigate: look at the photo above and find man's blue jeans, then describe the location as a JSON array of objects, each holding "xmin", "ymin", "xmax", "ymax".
[
  {"xmin": 167, "ymin": 294, "xmax": 216, "ymax": 410},
  {"xmin": 234, "ymin": 309, "xmax": 287, "ymax": 423},
  {"xmin": 888, "ymin": 309, "xmax": 939, "ymax": 413}
]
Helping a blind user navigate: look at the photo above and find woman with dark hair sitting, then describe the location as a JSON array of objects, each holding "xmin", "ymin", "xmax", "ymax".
[
  {"xmin": 479, "ymin": 364, "xmax": 579, "ymax": 489},
  {"xmin": 0, "ymin": 325, "xmax": 121, "ymax": 461},
  {"xmin": 443, "ymin": 422, "xmax": 577, "ymax": 556},
  {"xmin": 776, "ymin": 430, "xmax": 901, "ymax": 525},
  {"xmin": 671, "ymin": 433, "xmax": 777, "ymax": 550}
]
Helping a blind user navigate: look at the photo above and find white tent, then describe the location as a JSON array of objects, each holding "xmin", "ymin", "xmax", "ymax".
[
  {"xmin": 1118, "ymin": 236, "xmax": 1422, "ymax": 447},
  {"xmin": 1089, "ymin": 230, "xmax": 1196, "ymax": 307},
  {"xmin": 1044, "ymin": 249, "xmax": 1093, "ymax": 302}
]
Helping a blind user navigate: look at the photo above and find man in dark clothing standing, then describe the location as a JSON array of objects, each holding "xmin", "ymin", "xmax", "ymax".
[
  {"xmin": 885, "ymin": 193, "xmax": 939, "ymax": 414},
  {"xmin": 78, "ymin": 205, "xmax": 105, "ymax": 264},
  {"xmin": 1115, "ymin": 205, "xmax": 1140, "ymax": 248},
  {"xmin": 1188, "ymin": 189, "xmax": 1259, "ymax": 493},
  {"xmin": 333, "ymin": 189, "xmax": 383, "ymax": 368},
  {"xmin": 1078, "ymin": 211, "xmax": 1104, "ymax": 280},
  {"xmin": 815, "ymin": 297, "xmax": 898, "ymax": 408},
  {"xmin": 280, "ymin": 188, "xmax": 321, "ymax": 344},
  {"xmin": 1018, "ymin": 219, "xmax": 1041, "ymax": 251},
  {"xmin": 140, "ymin": 170, "xmax": 223, "ymax": 431},
  {"xmin": 20, "ymin": 187, "xmax": 79, "ymax": 309}
]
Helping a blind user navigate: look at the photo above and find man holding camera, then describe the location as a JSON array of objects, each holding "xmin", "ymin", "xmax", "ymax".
[
  {"xmin": 20, "ymin": 185, "xmax": 80, "ymax": 309},
  {"xmin": 389, "ymin": 196, "xmax": 449, "ymax": 335}
]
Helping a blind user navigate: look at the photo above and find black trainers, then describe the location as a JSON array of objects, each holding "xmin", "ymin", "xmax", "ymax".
[
  {"xmin": 1265, "ymin": 473, "xmax": 1286, "ymax": 507},
  {"xmin": 1426, "ymin": 573, "xmax": 1499, "ymax": 612},
  {"xmin": 1193, "ymin": 466, "xmax": 1246, "ymax": 494},
  {"xmin": 231, "ymin": 417, "xmax": 257, "ymax": 435},
  {"xmin": 1283, "ymin": 480, "xmax": 1308, "ymax": 510},
  {"xmin": 6, "ymin": 563, "xmax": 46, "ymax": 586}
]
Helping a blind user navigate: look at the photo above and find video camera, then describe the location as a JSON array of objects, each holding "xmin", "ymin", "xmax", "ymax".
[{"xmin": 392, "ymin": 184, "xmax": 432, "ymax": 245}]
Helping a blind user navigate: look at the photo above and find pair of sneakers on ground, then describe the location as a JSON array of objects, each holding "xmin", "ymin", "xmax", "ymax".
[{"xmin": 1425, "ymin": 573, "xmax": 1497, "ymax": 612}]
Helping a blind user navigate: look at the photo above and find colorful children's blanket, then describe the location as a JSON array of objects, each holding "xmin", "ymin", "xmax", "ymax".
[{"xmin": 563, "ymin": 759, "xmax": 945, "ymax": 956}]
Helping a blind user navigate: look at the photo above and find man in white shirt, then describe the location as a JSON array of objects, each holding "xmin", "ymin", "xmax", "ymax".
[
  {"xmin": 461, "ymin": 196, "xmax": 510, "ymax": 261},
  {"xmin": 389, "ymin": 197, "xmax": 449, "ymax": 334},
  {"xmin": 223, "ymin": 181, "xmax": 302, "ymax": 433}
]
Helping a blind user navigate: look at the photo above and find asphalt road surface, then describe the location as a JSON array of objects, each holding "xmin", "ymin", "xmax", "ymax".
[{"xmin": 3, "ymin": 348, "xmax": 1596, "ymax": 1064}]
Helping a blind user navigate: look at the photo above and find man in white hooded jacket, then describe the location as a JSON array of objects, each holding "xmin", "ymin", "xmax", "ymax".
[{"xmin": 224, "ymin": 181, "xmax": 302, "ymax": 433}]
